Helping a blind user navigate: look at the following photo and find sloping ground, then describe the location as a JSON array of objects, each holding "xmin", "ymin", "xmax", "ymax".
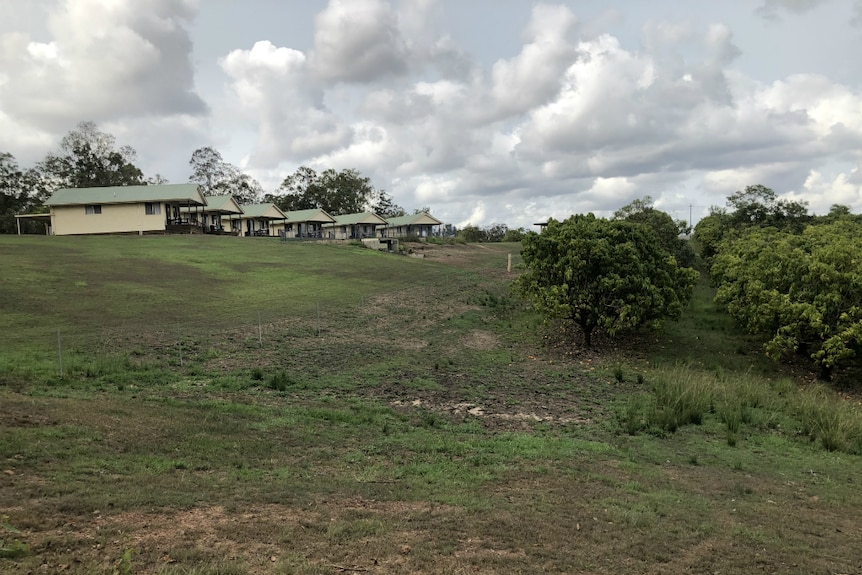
[
  {"xmin": 1, "ymin": 237, "xmax": 861, "ymax": 574},
  {"xmin": 3, "ymin": 392, "xmax": 861, "ymax": 575}
]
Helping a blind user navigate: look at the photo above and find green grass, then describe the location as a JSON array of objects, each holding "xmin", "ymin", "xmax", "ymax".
[
  {"xmin": 1, "ymin": 235, "xmax": 861, "ymax": 575},
  {"xmin": 0, "ymin": 235, "xmax": 451, "ymax": 349},
  {"xmin": 0, "ymin": 235, "xmax": 483, "ymax": 389},
  {"xmin": 648, "ymin": 271, "xmax": 778, "ymax": 375}
]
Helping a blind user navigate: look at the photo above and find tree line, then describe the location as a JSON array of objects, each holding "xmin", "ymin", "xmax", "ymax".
[
  {"xmin": 1, "ymin": 121, "xmax": 412, "ymax": 234},
  {"xmin": 455, "ymin": 224, "xmax": 528, "ymax": 243}
]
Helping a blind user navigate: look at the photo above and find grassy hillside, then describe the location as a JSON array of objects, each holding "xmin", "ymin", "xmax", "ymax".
[
  {"xmin": 1, "ymin": 235, "xmax": 861, "ymax": 575},
  {"xmin": 1, "ymin": 235, "xmax": 454, "ymax": 340}
]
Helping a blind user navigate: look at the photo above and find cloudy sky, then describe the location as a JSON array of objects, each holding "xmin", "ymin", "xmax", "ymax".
[{"xmin": 1, "ymin": 0, "xmax": 861, "ymax": 228}]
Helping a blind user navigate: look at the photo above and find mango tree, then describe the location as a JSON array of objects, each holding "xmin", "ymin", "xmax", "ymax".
[
  {"xmin": 711, "ymin": 220, "xmax": 862, "ymax": 379},
  {"xmin": 517, "ymin": 214, "xmax": 698, "ymax": 347}
]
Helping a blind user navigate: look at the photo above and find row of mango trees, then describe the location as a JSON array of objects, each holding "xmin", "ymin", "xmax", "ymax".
[{"xmin": 698, "ymin": 186, "xmax": 862, "ymax": 380}]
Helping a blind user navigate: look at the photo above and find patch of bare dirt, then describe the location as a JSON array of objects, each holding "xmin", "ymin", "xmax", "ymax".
[
  {"xmin": 391, "ymin": 398, "xmax": 593, "ymax": 425},
  {"xmin": 3, "ymin": 499, "xmax": 473, "ymax": 575},
  {"xmin": 461, "ymin": 329, "xmax": 499, "ymax": 350}
]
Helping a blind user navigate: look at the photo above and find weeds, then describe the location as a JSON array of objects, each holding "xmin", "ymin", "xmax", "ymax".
[
  {"xmin": 0, "ymin": 516, "xmax": 28, "ymax": 560},
  {"xmin": 267, "ymin": 370, "xmax": 295, "ymax": 392},
  {"xmin": 115, "ymin": 548, "xmax": 134, "ymax": 575},
  {"xmin": 620, "ymin": 394, "xmax": 652, "ymax": 435}
]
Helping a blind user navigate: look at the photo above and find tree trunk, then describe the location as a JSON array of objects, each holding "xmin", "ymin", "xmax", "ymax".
[{"xmin": 580, "ymin": 321, "xmax": 595, "ymax": 348}]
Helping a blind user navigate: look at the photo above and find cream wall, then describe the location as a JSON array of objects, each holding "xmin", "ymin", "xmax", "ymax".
[
  {"xmin": 51, "ymin": 203, "xmax": 166, "ymax": 236},
  {"xmin": 220, "ymin": 215, "xmax": 243, "ymax": 232},
  {"xmin": 326, "ymin": 226, "xmax": 349, "ymax": 240}
]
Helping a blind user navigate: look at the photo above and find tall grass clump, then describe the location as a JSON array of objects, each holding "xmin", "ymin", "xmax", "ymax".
[
  {"xmin": 620, "ymin": 363, "xmax": 862, "ymax": 454},
  {"xmin": 792, "ymin": 385, "xmax": 862, "ymax": 454},
  {"xmin": 620, "ymin": 365, "xmax": 786, "ymax": 442},
  {"xmin": 713, "ymin": 370, "xmax": 779, "ymax": 444},
  {"xmin": 648, "ymin": 365, "xmax": 714, "ymax": 432},
  {"xmin": 619, "ymin": 393, "xmax": 655, "ymax": 435},
  {"xmin": 267, "ymin": 370, "xmax": 296, "ymax": 392}
]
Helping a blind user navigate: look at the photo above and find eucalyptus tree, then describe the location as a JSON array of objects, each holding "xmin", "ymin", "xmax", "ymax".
[
  {"xmin": 40, "ymin": 121, "xmax": 145, "ymax": 188},
  {"xmin": 271, "ymin": 166, "xmax": 378, "ymax": 215},
  {"xmin": 188, "ymin": 146, "xmax": 262, "ymax": 204},
  {"xmin": 1, "ymin": 152, "xmax": 55, "ymax": 233}
]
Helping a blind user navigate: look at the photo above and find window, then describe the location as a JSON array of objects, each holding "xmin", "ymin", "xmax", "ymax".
[
  {"xmin": 85, "ymin": 205, "xmax": 102, "ymax": 215},
  {"xmin": 145, "ymin": 202, "xmax": 161, "ymax": 215}
]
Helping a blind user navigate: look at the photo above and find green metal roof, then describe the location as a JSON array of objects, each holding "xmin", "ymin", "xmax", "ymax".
[
  {"xmin": 283, "ymin": 208, "xmax": 336, "ymax": 223},
  {"xmin": 240, "ymin": 203, "xmax": 288, "ymax": 219},
  {"xmin": 45, "ymin": 184, "xmax": 206, "ymax": 206},
  {"xmin": 327, "ymin": 212, "xmax": 387, "ymax": 226},
  {"xmin": 384, "ymin": 212, "xmax": 443, "ymax": 226},
  {"xmin": 181, "ymin": 195, "xmax": 244, "ymax": 214}
]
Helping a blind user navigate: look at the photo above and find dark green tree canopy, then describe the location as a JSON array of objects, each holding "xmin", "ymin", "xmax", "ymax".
[
  {"xmin": 453, "ymin": 223, "xmax": 526, "ymax": 243},
  {"xmin": 40, "ymin": 121, "xmax": 145, "ymax": 188},
  {"xmin": 370, "ymin": 190, "xmax": 405, "ymax": 218},
  {"xmin": 711, "ymin": 220, "xmax": 862, "ymax": 379},
  {"xmin": 694, "ymin": 184, "xmax": 811, "ymax": 260},
  {"xmin": 269, "ymin": 167, "xmax": 377, "ymax": 215},
  {"xmin": 725, "ymin": 184, "xmax": 809, "ymax": 230},
  {"xmin": 817, "ymin": 204, "xmax": 862, "ymax": 225},
  {"xmin": 457, "ymin": 224, "xmax": 485, "ymax": 243},
  {"xmin": 502, "ymin": 227, "xmax": 527, "ymax": 242},
  {"xmin": 517, "ymin": 214, "xmax": 698, "ymax": 347},
  {"xmin": 613, "ymin": 196, "xmax": 695, "ymax": 268},
  {"xmin": 1, "ymin": 152, "xmax": 50, "ymax": 234}
]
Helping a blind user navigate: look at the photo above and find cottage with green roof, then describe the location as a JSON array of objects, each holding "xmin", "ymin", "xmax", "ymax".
[
  {"xmin": 181, "ymin": 194, "xmax": 244, "ymax": 234},
  {"xmin": 281, "ymin": 208, "xmax": 336, "ymax": 239},
  {"xmin": 322, "ymin": 212, "xmax": 387, "ymax": 240},
  {"xmin": 224, "ymin": 203, "xmax": 288, "ymax": 236},
  {"xmin": 382, "ymin": 212, "xmax": 443, "ymax": 239},
  {"xmin": 43, "ymin": 183, "xmax": 207, "ymax": 236}
]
